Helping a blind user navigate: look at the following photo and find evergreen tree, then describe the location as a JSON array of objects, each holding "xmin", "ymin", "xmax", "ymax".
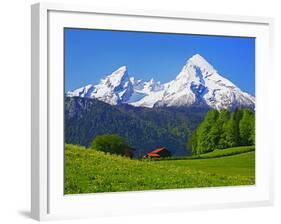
[
  {"xmin": 196, "ymin": 110, "xmax": 219, "ymax": 154},
  {"xmin": 239, "ymin": 109, "xmax": 255, "ymax": 145},
  {"xmin": 217, "ymin": 109, "xmax": 231, "ymax": 149},
  {"xmin": 233, "ymin": 108, "xmax": 243, "ymax": 145},
  {"xmin": 224, "ymin": 114, "xmax": 237, "ymax": 147},
  {"xmin": 224, "ymin": 109, "xmax": 242, "ymax": 147},
  {"xmin": 250, "ymin": 112, "xmax": 255, "ymax": 144},
  {"xmin": 207, "ymin": 123, "xmax": 221, "ymax": 150},
  {"xmin": 188, "ymin": 130, "xmax": 198, "ymax": 155}
]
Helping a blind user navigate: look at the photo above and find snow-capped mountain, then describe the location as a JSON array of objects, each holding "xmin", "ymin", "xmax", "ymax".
[
  {"xmin": 67, "ymin": 66, "xmax": 134, "ymax": 105},
  {"xmin": 67, "ymin": 54, "xmax": 255, "ymax": 110}
]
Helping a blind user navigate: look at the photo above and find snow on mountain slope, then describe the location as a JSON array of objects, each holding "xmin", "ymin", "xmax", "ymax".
[
  {"xmin": 127, "ymin": 78, "xmax": 165, "ymax": 107},
  {"xmin": 156, "ymin": 54, "xmax": 255, "ymax": 109},
  {"xmin": 67, "ymin": 54, "xmax": 255, "ymax": 109},
  {"xmin": 67, "ymin": 66, "xmax": 134, "ymax": 105},
  {"xmin": 90, "ymin": 66, "xmax": 134, "ymax": 105},
  {"xmin": 67, "ymin": 84, "xmax": 95, "ymax": 98}
]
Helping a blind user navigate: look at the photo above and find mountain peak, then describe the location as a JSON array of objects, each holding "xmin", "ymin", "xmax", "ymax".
[
  {"xmin": 189, "ymin": 53, "xmax": 206, "ymax": 61},
  {"xmin": 188, "ymin": 54, "xmax": 207, "ymax": 63},
  {"xmin": 186, "ymin": 54, "xmax": 215, "ymax": 72},
  {"xmin": 105, "ymin": 66, "xmax": 129, "ymax": 85},
  {"xmin": 116, "ymin": 65, "xmax": 127, "ymax": 72},
  {"xmin": 109, "ymin": 65, "xmax": 127, "ymax": 77}
]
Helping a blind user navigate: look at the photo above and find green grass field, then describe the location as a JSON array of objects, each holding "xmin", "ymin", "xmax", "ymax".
[{"xmin": 64, "ymin": 144, "xmax": 255, "ymax": 194}]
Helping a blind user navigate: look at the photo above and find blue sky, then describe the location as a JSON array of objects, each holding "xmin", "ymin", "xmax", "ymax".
[{"xmin": 65, "ymin": 28, "xmax": 255, "ymax": 95}]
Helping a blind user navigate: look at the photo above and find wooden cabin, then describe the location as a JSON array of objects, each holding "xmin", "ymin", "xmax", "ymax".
[{"xmin": 144, "ymin": 147, "xmax": 172, "ymax": 158}]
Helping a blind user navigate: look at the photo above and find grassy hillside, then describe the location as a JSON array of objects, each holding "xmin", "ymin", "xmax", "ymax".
[
  {"xmin": 191, "ymin": 146, "xmax": 255, "ymax": 159},
  {"xmin": 65, "ymin": 144, "xmax": 255, "ymax": 194}
]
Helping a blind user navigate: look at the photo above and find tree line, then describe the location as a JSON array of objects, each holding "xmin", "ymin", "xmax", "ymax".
[{"xmin": 188, "ymin": 109, "xmax": 255, "ymax": 155}]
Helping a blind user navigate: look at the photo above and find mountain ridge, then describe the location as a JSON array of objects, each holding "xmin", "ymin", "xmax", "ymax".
[{"xmin": 67, "ymin": 54, "xmax": 255, "ymax": 110}]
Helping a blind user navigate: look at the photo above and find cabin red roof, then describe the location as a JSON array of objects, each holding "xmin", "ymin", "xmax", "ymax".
[
  {"xmin": 148, "ymin": 147, "xmax": 165, "ymax": 154},
  {"xmin": 147, "ymin": 153, "xmax": 160, "ymax": 157}
]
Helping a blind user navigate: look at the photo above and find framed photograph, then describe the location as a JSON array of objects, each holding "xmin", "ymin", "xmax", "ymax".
[{"xmin": 31, "ymin": 2, "xmax": 274, "ymax": 221}]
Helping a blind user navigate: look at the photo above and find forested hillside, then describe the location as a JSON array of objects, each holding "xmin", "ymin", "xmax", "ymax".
[{"xmin": 65, "ymin": 97, "xmax": 209, "ymax": 156}]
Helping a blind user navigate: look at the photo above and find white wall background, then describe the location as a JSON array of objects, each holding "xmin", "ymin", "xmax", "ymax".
[{"xmin": 0, "ymin": 0, "xmax": 279, "ymax": 223}]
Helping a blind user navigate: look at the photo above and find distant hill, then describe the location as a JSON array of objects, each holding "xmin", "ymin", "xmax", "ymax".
[{"xmin": 65, "ymin": 97, "xmax": 209, "ymax": 156}]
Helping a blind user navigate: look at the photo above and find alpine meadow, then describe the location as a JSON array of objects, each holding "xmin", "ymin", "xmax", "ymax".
[{"xmin": 64, "ymin": 28, "xmax": 255, "ymax": 194}]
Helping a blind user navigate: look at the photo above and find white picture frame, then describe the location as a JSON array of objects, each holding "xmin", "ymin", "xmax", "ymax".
[{"xmin": 31, "ymin": 2, "xmax": 274, "ymax": 221}]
